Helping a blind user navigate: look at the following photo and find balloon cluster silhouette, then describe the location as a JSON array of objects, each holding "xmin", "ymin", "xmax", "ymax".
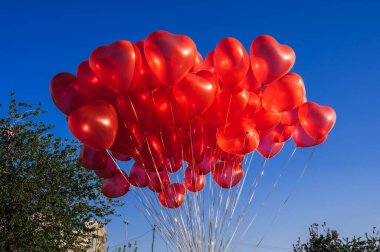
[{"xmin": 50, "ymin": 30, "xmax": 336, "ymax": 208}]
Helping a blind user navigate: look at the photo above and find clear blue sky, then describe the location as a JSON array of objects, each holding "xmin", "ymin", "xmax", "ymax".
[{"xmin": 1, "ymin": 0, "xmax": 380, "ymax": 251}]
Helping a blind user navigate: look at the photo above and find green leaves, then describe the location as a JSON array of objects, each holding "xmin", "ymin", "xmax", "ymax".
[
  {"xmin": 0, "ymin": 94, "xmax": 123, "ymax": 251},
  {"xmin": 293, "ymin": 223, "xmax": 380, "ymax": 252}
]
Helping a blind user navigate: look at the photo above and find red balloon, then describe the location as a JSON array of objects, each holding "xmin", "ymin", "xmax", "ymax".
[
  {"xmin": 184, "ymin": 165, "xmax": 205, "ymax": 192},
  {"xmin": 133, "ymin": 40, "xmax": 161, "ymax": 90},
  {"xmin": 153, "ymin": 85, "xmax": 189, "ymax": 127},
  {"xmin": 95, "ymin": 156, "xmax": 118, "ymax": 178},
  {"xmin": 89, "ymin": 40, "xmax": 141, "ymax": 94},
  {"xmin": 147, "ymin": 170, "xmax": 170, "ymax": 193},
  {"xmin": 77, "ymin": 60, "xmax": 114, "ymax": 102},
  {"xmin": 204, "ymin": 50, "xmax": 216, "ymax": 74},
  {"xmin": 216, "ymin": 120, "xmax": 259, "ymax": 155},
  {"xmin": 79, "ymin": 145, "xmax": 108, "ymax": 170},
  {"xmin": 298, "ymin": 102, "xmax": 336, "ymax": 140},
  {"xmin": 257, "ymin": 134, "xmax": 284, "ymax": 158},
  {"xmin": 212, "ymin": 162, "xmax": 244, "ymax": 188},
  {"xmin": 158, "ymin": 124, "xmax": 180, "ymax": 157},
  {"xmin": 282, "ymin": 108, "xmax": 299, "ymax": 126},
  {"xmin": 203, "ymin": 119, "xmax": 217, "ymax": 148},
  {"xmin": 102, "ymin": 170, "xmax": 130, "ymax": 198},
  {"xmin": 50, "ymin": 73, "xmax": 91, "ymax": 115},
  {"xmin": 181, "ymin": 128, "xmax": 205, "ymax": 164},
  {"xmin": 111, "ymin": 151, "xmax": 132, "ymax": 161},
  {"xmin": 214, "ymin": 37, "xmax": 250, "ymax": 87},
  {"xmin": 293, "ymin": 123, "xmax": 327, "ymax": 147},
  {"xmin": 205, "ymin": 88, "xmax": 249, "ymax": 125},
  {"xmin": 241, "ymin": 92, "xmax": 261, "ymax": 119},
  {"xmin": 213, "ymin": 147, "xmax": 244, "ymax": 163},
  {"xmin": 269, "ymin": 123, "xmax": 294, "ymax": 143},
  {"xmin": 144, "ymin": 30, "xmax": 197, "ymax": 84},
  {"xmin": 109, "ymin": 122, "xmax": 138, "ymax": 156},
  {"xmin": 77, "ymin": 60, "xmax": 101, "ymax": 87},
  {"xmin": 138, "ymin": 132, "xmax": 166, "ymax": 172},
  {"xmin": 251, "ymin": 109, "xmax": 282, "ymax": 130},
  {"xmin": 250, "ymin": 35, "xmax": 295, "ymax": 84},
  {"xmin": 117, "ymin": 89, "xmax": 159, "ymax": 129},
  {"xmin": 173, "ymin": 71, "xmax": 217, "ymax": 115},
  {"xmin": 190, "ymin": 52, "xmax": 204, "ymax": 72},
  {"xmin": 261, "ymin": 73, "xmax": 305, "ymax": 113},
  {"xmin": 165, "ymin": 156, "xmax": 183, "ymax": 173},
  {"xmin": 158, "ymin": 183, "xmax": 186, "ymax": 208},
  {"xmin": 129, "ymin": 162, "xmax": 148, "ymax": 188},
  {"xmin": 196, "ymin": 148, "xmax": 216, "ymax": 175},
  {"xmin": 68, "ymin": 101, "xmax": 118, "ymax": 150},
  {"xmin": 240, "ymin": 67, "xmax": 262, "ymax": 94}
]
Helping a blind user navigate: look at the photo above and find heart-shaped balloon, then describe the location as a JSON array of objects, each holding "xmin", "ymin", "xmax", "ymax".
[
  {"xmin": 95, "ymin": 156, "xmax": 118, "ymax": 178},
  {"xmin": 133, "ymin": 41, "xmax": 161, "ymax": 91},
  {"xmin": 77, "ymin": 60, "xmax": 114, "ymax": 102},
  {"xmin": 158, "ymin": 183, "xmax": 186, "ymax": 208},
  {"xmin": 164, "ymin": 156, "xmax": 183, "ymax": 173},
  {"xmin": 173, "ymin": 71, "xmax": 217, "ymax": 115},
  {"xmin": 138, "ymin": 132, "xmax": 166, "ymax": 172},
  {"xmin": 240, "ymin": 67, "xmax": 262, "ymax": 94},
  {"xmin": 281, "ymin": 108, "xmax": 299, "ymax": 126},
  {"xmin": 205, "ymin": 88, "xmax": 249, "ymax": 125},
  {"xmin": 214, "ymin": 37, "xmax": 250, "ymax": 87},
  {"xmin": 195, "ymin": 148, "xmax": 216, "ymax": 175},
  {"xmin": 129, "ymin": 162, "xmax": 148, "ymax": 188},
  {"xmin": 261, "ymin": 73, "xmax": 305, "ymax": 113},
  {"xmin": 153, "ymin": 85, "xmax": 189, "ymax": 127},
  {"xmin": 257, "ymin": 134, "xmax": 284, "ymax": 158},
  {"xmin": 147, "ymin": 170, "xmax": 170, "ymax": 193},
  {"xmin": 144, "ymin": 30, "xmax": 197, "ymax": 84},
  {"xmin": 269, "ymin": 123, "xmax": 294, "ymax": 143},
  {"xmin": 293, "ymin": 123, "xmax": 327, "ymax": 147},
  {"xmin": 212, "ymin": 162, "xmax": 244, "ymax": 189},
  {"xmin": 298, "ymin": 102, "xmax": 336, "ymax": 140},
  {"xmin": 109, "ymin": 122, "xmax": 137, "ymax": 157},
  {"xmin": 241, "ymin": 91, "xmax": 261, "ymax": 119},
  {"xmin": 216, "ymin": 120, "xmax": 259, "ymax": 155},
  {"xmin": 68, "ymin": 101, "xmax": 118, "ymax": 150},
  {"xmin": 158, "ymin": 124, "xmax": 180, "ymax": 158},
  {"xmin": 117, "ymin": 89, "xmax": 159, "ymax": 130},
  {"xmin": 102, "ymin": 170, "xmax": 130, "ymax": 198},
  {"xmin": 204, "ymin": 50, "xmax": 216, "ymax": 74},
  {"xmin": 251, "ymin": 108, "xmax": 282, "ymax": 130},
  {"xmin": 184, "ymin": 165, "xmax": 206, "ymax": 192},
  {"xmin": 190, "ymin": 52, "xmax": 204, "ymax": 73},
  {"xmin": 250, "ymin": 35, "xmax": 295, "ymax": 84},
  {"xmin": 89, "ymin": 40, "xmax": 141, "ymax": 94},
  {"xmin": 79, "ymin": 145, "xmax": 109, "ymax": 170},
  {"xmin": 111, "ymin": 151, "xmax": 132, "ymax": 161},
  {"xmin": 50, "ymin": 73, "xmax": 92, "ymax": 115},
  {"xmin": 214, "ymin": 147, "xmax": 244, "ymax": 163}
]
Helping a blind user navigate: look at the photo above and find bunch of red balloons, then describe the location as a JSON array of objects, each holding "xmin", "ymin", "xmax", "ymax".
[{"xmin": 50, "ymin": 30, "xmax": 336, "ymax": 208}]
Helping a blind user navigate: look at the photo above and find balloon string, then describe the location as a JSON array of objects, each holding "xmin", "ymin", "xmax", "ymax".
[
  {"xmin": 127, "ymin": 95, "xmax": 188, "ymax": 249},
  {"xmin": 252, "ymin": 147, "xmax": 316, "ymax": 251},
  {"xmin": 230, "ymin": 146, "xmax": 298, "ymax": 251}
]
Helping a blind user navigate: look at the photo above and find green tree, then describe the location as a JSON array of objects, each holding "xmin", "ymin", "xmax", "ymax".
[
  {"xmin": 293, "ymin": 223, "xmax": 380, "ymax": 252},
  {"xmin": 0, "ymin": 94, "xmax": 122, "ymax": 251}
]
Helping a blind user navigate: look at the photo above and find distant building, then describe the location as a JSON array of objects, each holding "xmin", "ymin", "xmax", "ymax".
[{"xmin": 87, "ymin": 221, "xmax": 107, "ymax": 252}]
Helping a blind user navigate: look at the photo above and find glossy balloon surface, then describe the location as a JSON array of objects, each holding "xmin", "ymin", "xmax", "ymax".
[
  {"xmin": 145, "ymin": 30, "xmax": 197, "ymax": 84},
  {"xmin": 158, "ymin": 183, "xmax": 186, "ymax": 208},
  {"xmin": 212, "ymin": 162, "xmax": 244, "ymax": 188},
  {"xmin": 68, "ymin": 101, "xmax": 118, "ymax": 150},
  {"xmin": 250, "ymin": 35, "xmax": 295, "ymax": 84}
]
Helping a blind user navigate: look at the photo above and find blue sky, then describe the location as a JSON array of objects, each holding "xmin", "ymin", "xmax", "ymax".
[{"xmin": 1, "ymin": 0, "xmax": 380, "ymax": 251}]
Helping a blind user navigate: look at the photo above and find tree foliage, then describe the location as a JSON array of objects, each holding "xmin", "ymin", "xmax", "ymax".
[
  {"xmin": 0, "ymin": 94, "xmax": 122, "ymax": 251},
  {"xmin": 293, "ymin": 223, "xmax": 380, "ymax": 252}
]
